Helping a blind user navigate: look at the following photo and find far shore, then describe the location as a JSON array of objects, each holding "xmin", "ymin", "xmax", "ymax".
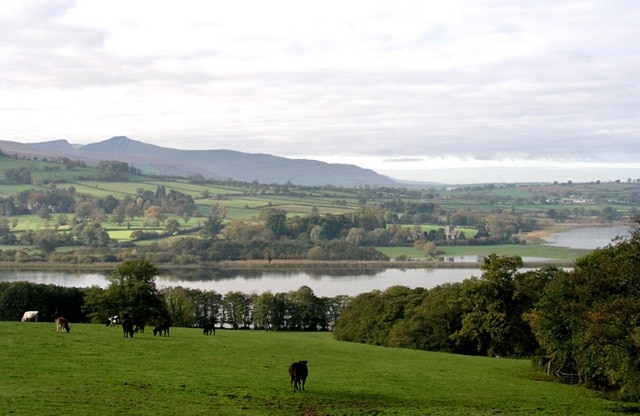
[
  {"xmin": 0, "ymin": 258, "xmax": 574, "ymax": 273},
  {"xmin": 519, "ymin": 220, "xmax": 629, "ymax": 243},
  {"xmin": 1, "ymin": 220, "xmax": 629, "ymax": 273}
]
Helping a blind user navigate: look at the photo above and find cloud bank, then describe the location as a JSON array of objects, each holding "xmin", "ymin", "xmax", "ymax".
[{"xmin": 1, "ymin": 0, "xmax": 639, "ymax": 181}]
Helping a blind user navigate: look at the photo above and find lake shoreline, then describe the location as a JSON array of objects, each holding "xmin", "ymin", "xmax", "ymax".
[
  {"xmin": 520, "ymin": 220, "xmax": 628, "ymax": 242},
  {"xmin": 0, "ymin": 257, "xmax": 573, "ymax": 273},
  {"xmin": 1, "ymin": 221, "xmax": 627, "ymax": 273}
]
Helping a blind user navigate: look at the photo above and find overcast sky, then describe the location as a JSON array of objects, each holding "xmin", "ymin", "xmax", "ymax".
[{"xmin": 1, "ymin": 0, "xmax": 639, "ymax": 183}]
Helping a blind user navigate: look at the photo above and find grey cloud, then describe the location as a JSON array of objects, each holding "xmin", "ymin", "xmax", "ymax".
[
  {"xmin": 383, "ymin": 158, "xmax": 424, "ymax": 163},
  {"xmin": 19, "ymin": 0, "xmax": 76, "ymax": 20},
  {"xmin": 1, "ymin": 0, "xmax": 639, "ymax": 172}
]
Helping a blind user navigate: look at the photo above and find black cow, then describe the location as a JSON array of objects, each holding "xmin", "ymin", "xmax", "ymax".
[
  {"xmin": 288, "ymin": 360, "xmax": 308, "ymax": 392},
  {"xmin": 153, "ymin": 321, "xmax": 170, "ymax": 337},
  {"xmin": 122, "ymin": 315, "xmax": 135, "ymax": 338},
  {"xmin": 202, "ymin": 323, "xmax": 215, "ymax": 336},
  {"xmin": 134, "ymin": 321, "xmax": 145, "ymax": 333}
]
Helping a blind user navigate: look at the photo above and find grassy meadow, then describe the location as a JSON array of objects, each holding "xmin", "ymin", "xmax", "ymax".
[
  {"xmin": 0, "ymin": 321, "xmax": 629, "ymax": 416},
  {"xmin": 377, "ymin": 244, "xmax": 590, "ymax": 262}
]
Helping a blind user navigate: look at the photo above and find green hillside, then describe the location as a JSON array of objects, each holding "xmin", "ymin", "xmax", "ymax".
[
  {"xmin": 0, "ymin": 322, "xmax": 626, "ymax": 415},
  {"xmin": 0, "ymin": 154, "xmax": 636, "ymax": 264}
]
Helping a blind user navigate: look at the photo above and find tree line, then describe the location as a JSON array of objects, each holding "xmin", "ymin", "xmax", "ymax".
[
  {"xmin": 0, "ymin": 260, "xmax": 348, "ymax": 332},
  {"xmin": 334, "ymin": 219, "xmax": 640, "ymax": 401}
]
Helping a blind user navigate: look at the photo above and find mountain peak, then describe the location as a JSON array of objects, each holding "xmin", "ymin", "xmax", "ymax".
[
  {"xmin": 2, "ymin": 137, "xmax": 402, "ymax": 187},
  {"xmin": 30, "ymin": 139, "xmax": 75, "ymax": 153},
  {"xmin": 78, "ymin": 136, "xmax": 167, "ymax": 155}
]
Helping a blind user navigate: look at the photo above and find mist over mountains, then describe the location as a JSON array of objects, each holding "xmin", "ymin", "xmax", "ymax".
[{"xmin": 0, "ymin": 136, "xmax": 405, "ymax": 187}]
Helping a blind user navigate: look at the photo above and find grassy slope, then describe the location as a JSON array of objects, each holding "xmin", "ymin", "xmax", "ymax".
[
  {"xmin": 378, "ymin": 244, "xmax": 590, "ymax": 261},
  {"xmin": 0, "ymin": 322, "xmax": 627, "ymax": 416}
]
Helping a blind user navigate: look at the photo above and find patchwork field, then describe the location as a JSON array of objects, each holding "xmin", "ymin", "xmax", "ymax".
[{"xmin": 0, "ymin": 322, "xmax": 629, "ymax": 415}]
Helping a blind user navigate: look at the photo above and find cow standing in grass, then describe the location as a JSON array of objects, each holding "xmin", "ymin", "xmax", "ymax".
[
  {"xmin": 55, "ymin": 317, "xmax": 70, "ymax": 333},
  {"xmin": 288, "ymin": 361, "xmax": 308, "ymax": 392},
  {"xmin": 21, "ymin": 311, "xmax": 39, "ymax": 322},
  {"xmin": 122, "ymin": 315, "xmax": 135, "ymax": 338},
  {"xmin": 153, "ymin": 321, "xmax": 170, "ymax": 336},
  {"xmin": 106, "ymin": 315, "xmax": 119, "ymax": 327},
  {"xmin": 134, "ymin": 321, "xmax": 145, "ymax": 333},
  {"xmin": 202, "ymin": 323, "xmax": 215, "ymax": 336}
]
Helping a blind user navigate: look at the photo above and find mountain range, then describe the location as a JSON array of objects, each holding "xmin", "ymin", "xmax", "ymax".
[{"xmin": 0, "ymin": 136, "xmax": 403, "ymax": 187}]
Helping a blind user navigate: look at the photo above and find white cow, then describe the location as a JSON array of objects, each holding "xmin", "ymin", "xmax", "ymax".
[{"xmin": 21, "ymin": 311, "xmax": 39, "ymax": 322}]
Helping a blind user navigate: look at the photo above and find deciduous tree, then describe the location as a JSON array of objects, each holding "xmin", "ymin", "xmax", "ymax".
[
  {"xmin": 200, "ymin": 204, "xmax": 227, "ymax": 240},
  {"xmin": 528, "ymin": 220, "xmax": 640, "ymax": 400},
  {"xmin": 84, "ymin": 259, "xmax": 167, "ymax": 325},
  {"xmin": 452, "ymin": 254, "xmax": 537, "ymax": 357}
]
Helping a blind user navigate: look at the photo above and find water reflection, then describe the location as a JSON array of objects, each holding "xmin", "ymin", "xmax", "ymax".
[
  {"xmin": 0, "ymin": 271, "xmax": 108, "ymax": 288},
  {"xmin": 1, "ymin": 225, "xmax": 630, "ymax": 297},
  {"xmin": 435, "ymin": 255, "xmax": 551, "ymax": 263},
  {"xmin": 1, "ymin": 268, "xmax": 479, "ymax": 297},
  {"xmin": 155, "ymin": 267, "xmax": 478, "ymax": 297},
  {"xmin": 159, "ymin": 267, "xmax": 384, "ymax": 282}
]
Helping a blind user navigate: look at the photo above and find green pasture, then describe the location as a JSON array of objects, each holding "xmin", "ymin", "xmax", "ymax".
[
  {"xmin": 69, "ymin": 181, "xmax": 155, "ymax": 198},
  {"xmin": 0, "ymin": 322, "xmax": 626, "ymax": 416},
  {"xmin": 378, "ymin": 244, "xmax": 589, "ymax": 262},
  {"xmin": 7, "ymin": 215, "xmax": 48, "ymax": 231},
  {"xmin": 377, "ymin": 245, "xmax": 446, "ymax": 259},
  {"xmin": 107, "ymin": 229, "xmax": 137, "ymax": 241},
  {"xmin": 414, "ymin": 224, "xmax": 478, "ymax": 237},
  {"xmin": 225, "ymin": 206, "xmax": 259, "ymax": 221},
  {"xmin": 439, "ymin": 244, "xmax": 590, "ymax": 260},
  {"xmin": 0, "ymin": 157, "xmax": 94, "ymax": 182},
  {"xmin": 0, "ymin": 184, "xmax": 36, "ymax": 198}
]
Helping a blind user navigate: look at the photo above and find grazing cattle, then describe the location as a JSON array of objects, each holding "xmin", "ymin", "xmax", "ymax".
[
  {"xmin": 134, "ymin": 321, "xmax": 145, "ymax": 333},
  {"xmin": 288, "ymin": 360, "xmax": 309, "ymax": 392},
  {"xmin": 202, "ymin": 323, "xmax": 215, "ymax": 336},
  {"xmin": 153, "ymin": 321, "xmax": 170, "ymax": 337},
  {"xmin": 55, "ymin": 317, "xmax": 70, "ymax": 333},
  {"xmin": 122, "ymin": 315, "xmax": 135, "ymax": 338},
  {"xmin": 21, "ymin": 311, "xmax": 39, "ymax": 322},
  {"xmin": 106, "ymin": 315, "xmax": 120, "ymax": 327}
]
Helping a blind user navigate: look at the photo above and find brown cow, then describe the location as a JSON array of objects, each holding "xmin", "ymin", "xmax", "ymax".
[
  {"xmin": 55, "ymin": 317, "xmax": 70, "ymax": 333},
  {"xmin": 288, "ymin": 360, "xmax": 308, "ymax": 392}
]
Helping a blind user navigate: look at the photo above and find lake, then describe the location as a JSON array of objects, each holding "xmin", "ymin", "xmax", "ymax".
[
  {"xmin": 0, "ymin": 268, "xmax": 479, "ymax": 297},
  {"xmin": 543, "ymin": 224, "xmax": 632, "ymax": 250},
  {"xmin": 0, "ymin": 224, "xmax": 632, "ymax": 297}
]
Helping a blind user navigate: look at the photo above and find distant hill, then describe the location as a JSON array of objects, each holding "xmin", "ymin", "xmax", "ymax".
[{"xmin": 0, "ymin": 136, "xmax": 401, "ymax": 187}]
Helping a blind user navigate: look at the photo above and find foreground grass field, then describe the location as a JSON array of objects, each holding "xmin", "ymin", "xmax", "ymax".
[{"xmin": 0, "ymin": 322, "xmax": 630, "ymax": 415}]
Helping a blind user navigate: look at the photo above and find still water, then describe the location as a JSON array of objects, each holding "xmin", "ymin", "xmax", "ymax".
[
  {"xmin": 0, "ymin": 224, "xmax": 631, "ymax": 297},
  {"xmin": 0, "ymin": 268, "xmax": 478, "ymax": 297},
  {"xmin": 543, "ymin": 225, "xmax": 631, "ymax": 250}
]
